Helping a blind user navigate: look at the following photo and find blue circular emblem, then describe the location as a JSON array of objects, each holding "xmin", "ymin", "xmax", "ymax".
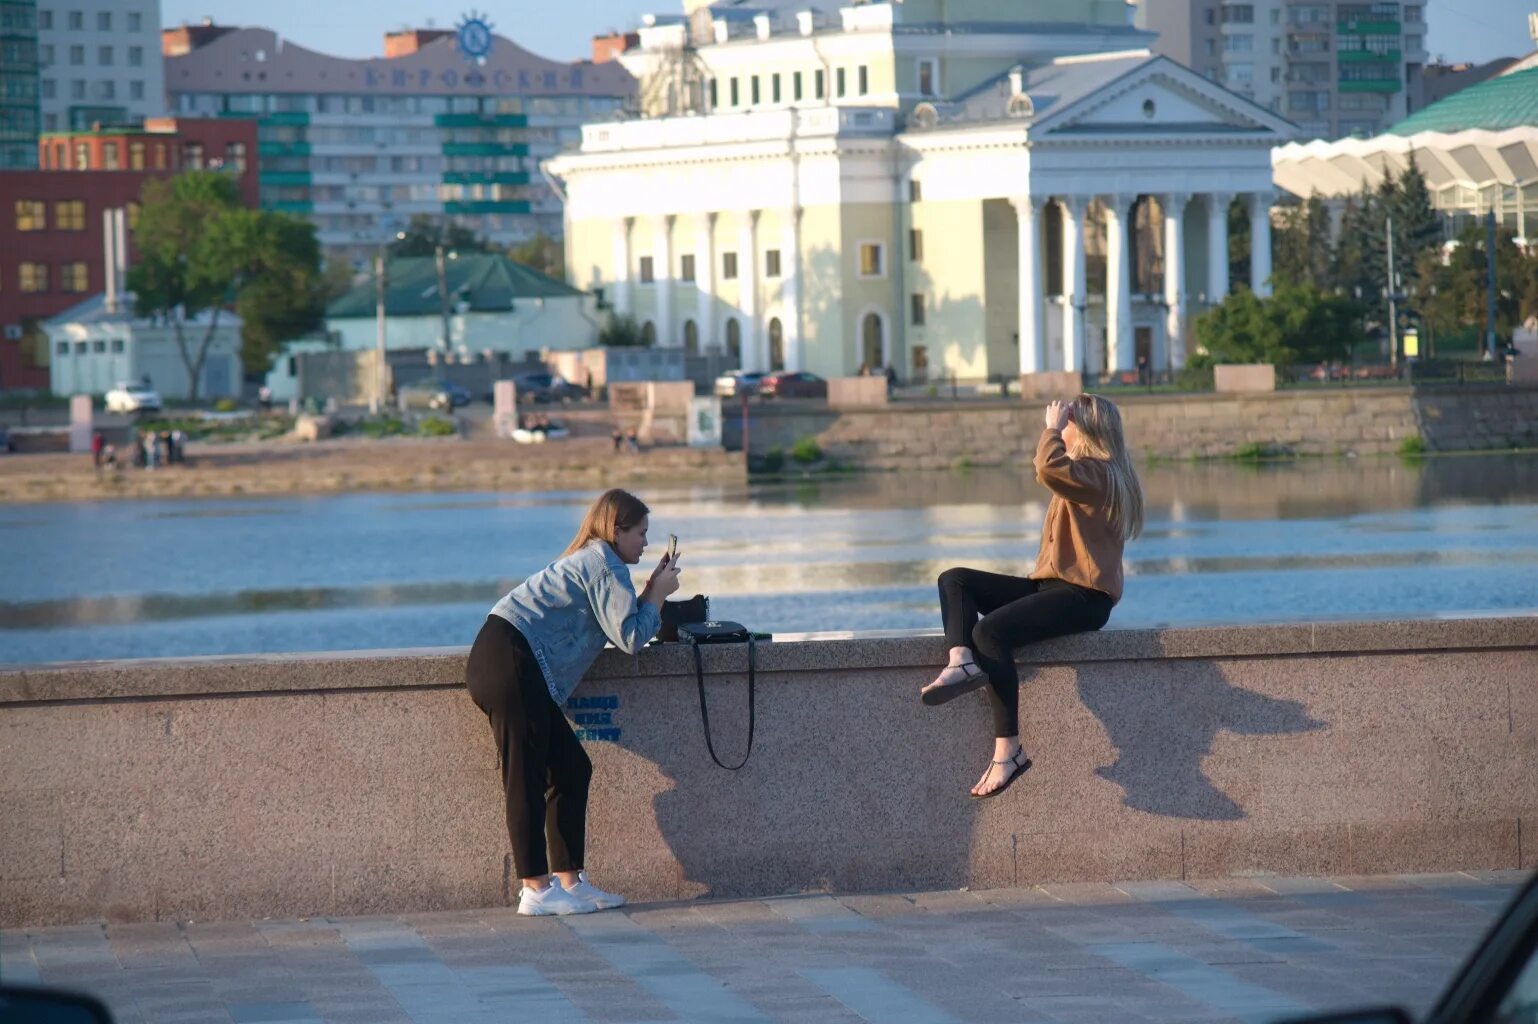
[{"xmin": 456, "ymin": 14, "xmax": 493, "ymax": 64}]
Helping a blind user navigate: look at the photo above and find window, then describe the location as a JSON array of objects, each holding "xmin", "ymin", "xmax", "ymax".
[
  {"xmin": 67, "ymin": 10, "xmax": 82, "ymax": 30},
  {"xmin": 858, "ymin": 65, "xmax": 869, "ymax": 95},
  {"xmin": 909, "ymin": 179, "xmax": 922, "ymax": 202},
  {"xmin": 638, "ymin": 256, "xmax": 654, "ymax": 284},
  {"xmin": 39, "ymin": 44, "xmax": 53, "ymax": 65},
  {"xmin": 1223, "ymin": 34, "xmax": 1253, "ymax": 53},
  {"xmin": 765, "ymin": 249, "xmax": 781, "ymax": 278},
  {"xmin": 227, "ymin": 141, "xmax": 246, "ymax": 172},
  {"xmin": 55, "ymin": 200, "xmax": 84, "ymax": 230},
  {"xmin": 911, "ymin": 293, "xmax": 926, "ymax": 326},
  {"xmin": 793, "ymin": 71, "xmax": 803, "ymax": 101},
  {"xmin": 129, "ymin": 141, "xmax": 144, "ymax": 169},
  {"xmin": 62, "ymin": 263, "xmax": 89, "ymax": 293},
  {"xmin": 19, "ymin": 263, "xmax": 48, "ymax": 292},
  {"xmin": 92, "ymin": 339, "xmax": 105, "ymax": 353},
  {"xmin": 126, "ymin": 202, "xmax": 140, "ymax": 229},
  {"xmin": 68, "ymin": 45, "xmax": 83, "ymax": 66},
  {"xmin": 722, "ymin": 251, "xmax": 738, "ymax": 280},
  {"xmin": 153, "ymin": 143, "xmax": 166, "ymax": 169},
  {"xmin": 56, "ymin": 341, "xmax": 68, "ymax": 356},
  {"xmin": 909, "ymin": 228, "xmax": 923, "ymax": 260},
  {"xmin": 1222, "ymin": 4, "xmax": 1254, "ymax": 22},
  {"xmin": 730, "ymin": 77, "xmax": 740, "ymax": 106},
  {"xmin": 680, "ymin": 254, "xmax": 696, "ymax": 282},
  {"xmin": 98, "ymin": 46, "xmax": 113, "ymax": 66},
  {"xmin": 918, "ymin": 58, "xmax": 938, "ymax": 97},
  {"xmin": 129, "ymin": 80, "xmax": 144, "ymax": 101},
  {"xmin": 128, "ymin": 12, "xmax": 141, "ymax": 30},
  {"xmin": 814, "ymin": 69, "xmax": 825, "ymax": 99},
  {"xmin": 771, "ymin": 73, "xmax": 781, "ymax": 103},
  {"xmin": 70, "ymin": 80, "xmax": 84, "ymax": 99},
  {"xmin": 93, "ymin": 80, "xmax": 114, "ymax": 100},
  {"xmin": 1272, "ymin": 38, "xmax": 1281, "ymax": 53},
  {"xmin": 1404, "ymin": 4, "xmax": 1422, "ymax": 20},
  {"xmin": 709, "ymin": 78, "xmax": 718, "ymax": 107},
  {"xmin": 39, "ymin": 9, "xmax": 50, "ymax": 28},
  {"xmin": 1204, "ymin": 7, "xmax": 1216, "ymax": 23},
  {"xmin": 15, "ymin": 200, "xmax": 45, "ymax": 231},
  {"xmin": 102, "ymin": 142, "xmax": 119, "ymax": 169},
  {"xmin": 96, "ymin": 11, "xmax": 111, "ymax": 30},
  {"xmin": 836, "ymin": 67, "xmax": 846, "ymax": 98},
  {"xmin": 111, "ymin": 339, "xmax": 124, "ymax": 353},
  {"xmin": 1271, "ymin": 8, "xmax": 1280, "ymax": 22},
  {"xmin": 184, "ymin": 142, "xmax": 203, "ymax": 169},
  {"xmin": 74, "ymin": 141, "xmax": 88, "ymax": 168},
  {"xmin": 858, "ymin": 242, "xmax": 883, "ymax": 277},
  {"xmin": 40, "ymin": 78, "xmax": 54, "ymax": 99},
  {"xmin": 129, "ymin": 46, "xmax": 143, "ymax": 67}
]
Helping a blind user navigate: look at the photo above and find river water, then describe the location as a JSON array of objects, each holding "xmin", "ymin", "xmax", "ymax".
[{"xmin": 3, "ymin": 454, "xmax": 1538, "ymax": 665}]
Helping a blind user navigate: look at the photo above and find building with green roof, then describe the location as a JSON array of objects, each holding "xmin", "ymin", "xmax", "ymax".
[{"xmin": 1273, "ymin": 58, "xmax": 1538, "ymax": 238}]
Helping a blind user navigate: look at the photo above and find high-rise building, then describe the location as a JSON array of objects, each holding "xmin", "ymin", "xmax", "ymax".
[
  {"xmin": 1133, "ymin": 0, "xmax": 1427, "ymax": 139},
  {"xmin": 164, "ymin": 22, "xmax": 636, "ymax": 265},
  {"xmin": 0, "ymin": 0, "xmax": 41, "ymax": 168},
  {"xmin": 36, "ymin": 0, "xmax": 165, "ymax": 132}
]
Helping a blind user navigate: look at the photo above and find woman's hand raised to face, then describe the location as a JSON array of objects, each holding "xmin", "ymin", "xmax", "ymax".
[
  {"xmin": 1044, "ymin": 400, "xmax": 1072, "ymax": 432},
  {"xmin": 648, "ymin": 553, "xmax": 682, "ymax": 602}
]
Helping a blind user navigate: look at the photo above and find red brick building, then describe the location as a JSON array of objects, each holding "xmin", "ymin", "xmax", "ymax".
[{"xmin": 0, "ymin": 117, "xmax": 257, "ymax": 391}]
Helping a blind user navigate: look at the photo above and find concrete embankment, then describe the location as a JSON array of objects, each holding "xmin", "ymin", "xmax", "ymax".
[{"xmin": 3, "ymin": 616, "xmax": 1534, "ymax": 927}]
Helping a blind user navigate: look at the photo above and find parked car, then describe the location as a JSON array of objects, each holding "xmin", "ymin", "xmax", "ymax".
[
  {"xmin": 758, "ymin": 370, "xmax": 827, "ymax": 399},
  {"xmin": 398, "ymin": 379, "xmax": 471, "ymax": 412},
  {"xmin": 510, "ymin": 371, "xmax": 585, "ymax": 404},
  {"xmin": 103, "ymin": 381, "xmax": 162, "ymax": 414},
  {"xmin": 714, "ymin": 370, "xmax": 767, "ymax": 398}
]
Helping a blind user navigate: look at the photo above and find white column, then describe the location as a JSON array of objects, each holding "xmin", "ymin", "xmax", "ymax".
[
  {"xmin": 612, "ymin": 218, "xmax": 633, "ymax": 315},
  {"xmin": 1249, "ymin": 190, "xmax": 1274, "ymax": 297},
  {"xmin": 694, "ymin": 213, "xmax": 715, "ymax": 352},
  {"xmin": 655, "ymin": 215, "xmax": 675, "ymax": 345},
  {"xmin": 738, "ymin": 210, "xmax": 761, "ymax": 371},
  {"xmin": 1105, "ymin": 194, "xmax": 1133, "ymax": 374},
  {"xmin": 1206, "ymin": 192, "xmax": 1231, "ymax": 305},
  {"xmin": 1010, "ymin": 196, "xmax": 1043, "ymax": 376},
  {"xmin": 782, "ymin": 209, "xmax": 803, "ymax": 371},
  {"xmin": 1061, "ymin": 196, "xmax": 1087, "ymax": 375},
  {"xmin": 1163, "ymin": 192, "xmax": 1188, "ymax": 372}
]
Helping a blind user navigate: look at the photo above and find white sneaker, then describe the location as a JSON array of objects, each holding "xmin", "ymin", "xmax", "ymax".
[
  {"xmin": 563, "ymin": 871, "xmax": 626, "ymax": 910},
  {"xmin": 517, "ymin": 881, "xmax": 596, "ymax": 917}
]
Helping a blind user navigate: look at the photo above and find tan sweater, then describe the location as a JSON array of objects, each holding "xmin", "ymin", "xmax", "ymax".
[{"xmin": 1028, "ymin": 428, "xmax": 1125, "ymax": 603}]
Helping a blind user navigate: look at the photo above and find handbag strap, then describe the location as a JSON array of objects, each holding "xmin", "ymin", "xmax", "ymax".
[{"xmin": 690, "ymin": 636, "xmax": 755, "ymax": 770}]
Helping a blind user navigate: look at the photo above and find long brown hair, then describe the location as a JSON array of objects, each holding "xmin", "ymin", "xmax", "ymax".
[
  {"xmin": 1067, "ymin": 394, "xmax": 1144, "ymax": 542},
  {"xmin": 563, "ymin": 488, "xmax": 650, "ymax": 556}
]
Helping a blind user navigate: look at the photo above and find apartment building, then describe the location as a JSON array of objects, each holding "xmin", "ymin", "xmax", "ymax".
[{"xmin": 36, "ymin": 0, "xmax": 165, "ymax": 132}]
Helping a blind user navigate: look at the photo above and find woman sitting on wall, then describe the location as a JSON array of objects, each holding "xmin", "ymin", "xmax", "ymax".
[
  {"xmin": 923, "ymin": 395, "xmax": 1145, "ymax": 799},
  {"xmin": 465, "ymin": 488, "xmax": 681, "ymax": 915}
]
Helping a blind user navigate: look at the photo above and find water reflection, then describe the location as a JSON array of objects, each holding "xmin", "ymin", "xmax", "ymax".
[{"xmin": 1, "ymin": 454, "xmax": 1536, "ymax": 664}]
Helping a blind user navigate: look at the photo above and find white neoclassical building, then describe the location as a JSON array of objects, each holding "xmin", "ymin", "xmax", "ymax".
[{"xmin": 546, "ymin": 0, "xmax": 1295, "ymax": 384}]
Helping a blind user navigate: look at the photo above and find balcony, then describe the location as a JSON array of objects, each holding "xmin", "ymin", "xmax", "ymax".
[
  {"xmin": 1339, "ymin": 79, "xmax": 1401, "ymax": 93},
  {"xmin": 1338, "ymin": 49, "xmax": 1400, "ymax": 62}
]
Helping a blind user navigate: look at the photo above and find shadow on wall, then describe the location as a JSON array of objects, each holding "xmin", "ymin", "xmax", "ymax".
[{"xmin": 1077, "ymin": 658, "xmax": 1325, "ymax": 820}]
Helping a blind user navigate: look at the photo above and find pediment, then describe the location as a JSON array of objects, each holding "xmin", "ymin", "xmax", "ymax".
[{"xmin": 1030, "ymin": 58, "xmax": 1296, "ymax": 141}]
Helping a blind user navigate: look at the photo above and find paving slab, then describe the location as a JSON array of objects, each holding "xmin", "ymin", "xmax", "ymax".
[{"xmin": 2, "ymin": 874, "xmax": 1524, "ymax": 1024}]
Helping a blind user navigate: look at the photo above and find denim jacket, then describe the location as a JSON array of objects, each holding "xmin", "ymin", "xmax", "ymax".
[{"xmin": 489, "ymin": 538, "xmax": 660, "ymax": 705}]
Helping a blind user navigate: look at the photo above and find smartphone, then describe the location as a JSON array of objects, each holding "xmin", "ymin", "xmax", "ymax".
[{"xmin": 667, "ymin": 533, "xmax": 678, "ymax": 562}]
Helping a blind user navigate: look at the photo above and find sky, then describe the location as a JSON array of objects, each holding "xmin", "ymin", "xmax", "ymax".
[{"xmin": 161, "ymin": 0, "xmax": 1531, "ymax": 66}]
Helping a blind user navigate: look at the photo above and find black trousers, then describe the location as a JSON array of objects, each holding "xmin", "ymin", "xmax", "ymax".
[
  {"xmin": 937, "ymin": 568, "xmax": 1114, "ymax": 739},
  {"xmin": 465, "ymin": 615, "xmax": 592, "ymax": 879}
]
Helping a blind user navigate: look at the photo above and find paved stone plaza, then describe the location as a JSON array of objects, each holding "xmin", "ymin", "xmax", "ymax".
[{"xmin": 1, "ymin": 872, "xmax": 1526, "ymax": 1024}]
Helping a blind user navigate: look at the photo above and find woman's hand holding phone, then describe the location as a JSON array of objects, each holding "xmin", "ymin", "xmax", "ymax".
[{"xmin": 646, "ymin": 547, "xmax": 682, "ymax": 604}]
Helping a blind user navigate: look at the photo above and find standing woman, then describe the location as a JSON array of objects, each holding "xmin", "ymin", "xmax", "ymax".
[
  {"xmin": 466, "ymin": 488, "xmax": 680, "ymax": 915},
  {"xmin": 922, "ymin": 394, "xmax": 1144, "ymax": 799}
]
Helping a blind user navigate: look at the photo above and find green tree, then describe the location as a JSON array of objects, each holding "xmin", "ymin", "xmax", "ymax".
[
  {"xmin": 1418, "ymin": 222, "xmax": 1529, "ymax": 351},
  {"xmin": 223, "ymin": 211, "xmax": 326, "ymax": 376},
  {"xmin": 1272, "ymin": 193, "xmax": 1333, "ymax": 290},
  {"xmin": 321, "ymin": 257, "xmax": 359, "ymax": 302},
  {"xmin": 1331, "ymin": 190, "xmax": 1380, "ymax": 303},
  {"xmin": 599, "ymin": 314, "xmax": 647, "ymax": 347},
  {"xmin": 1192, "ymin": 284, "xmax": 1362, "ymax": 368},
  {"xmin": 1387, "ymin": 156, "xmax": 1442, "ymax": 301},
  {"xmin": 508, "ymin": 232, "xmax": 565, "ymax": 280},
  {"xmin": 389, "ymin": 214, "xmax": 491, "ymax": 257}
]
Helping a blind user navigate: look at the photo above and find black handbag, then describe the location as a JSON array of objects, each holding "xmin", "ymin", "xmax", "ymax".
[
  {"xmin": 657, "ymin": 594, "xmax": 709, "ymax": 643},
  {"xmin": 678, "ymin": 620, "xmax": 757, "ymax": 770}
]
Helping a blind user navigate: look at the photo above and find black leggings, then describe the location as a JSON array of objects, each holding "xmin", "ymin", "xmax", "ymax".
[
  {"xmin": 465, "ymin": 615, "xmax": 592, "ymax": 879},
  {"xmin": 937, "ymin": 568, "xmax": 1114, "ymax": 739}
]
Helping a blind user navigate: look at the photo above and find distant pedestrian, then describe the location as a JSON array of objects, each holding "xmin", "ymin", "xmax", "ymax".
[
  {"xmin": 884, "ymin": 364, "xmax": 897, "ymax": 397},
  {"xmin": 465, "ymin": 489, "xmax": 679, "ymax": 916},
  {"xmin": 103, "ymin": 443, "xmax": 118, "ymax": 474},
  {"xmin": 611, "ymin": 427, "xmax": 624, "ymax": 453},
  {"xmin": 923, "ymin": 394, "xmax": 1145, "ymax": 799},
  {"xmin": 258, "ymin": 385, "xmax": 273, "ymax": 412},
  {"xmin": 91, "ymin": 431, "xmax": 104, "ymax": 475},
  {"xmin": 625, "ymin": 428, "xmax": 640, "ymax": 454},
  {"xmin": 132, "ymin": 433, "xmax": 147, "ymax": 469},
  {"xmin": 171, "ymin": 428, "xmax": 186, "ymax": 464}
]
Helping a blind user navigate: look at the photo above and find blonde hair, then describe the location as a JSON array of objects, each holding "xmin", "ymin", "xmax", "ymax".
[
  {"xmin": 1067, "ymin": 394, "xmax": 1144, "ymax": 542},
  {"xmin": 562, "ymin": 488, "xmax": 650, "ymax": 556}
]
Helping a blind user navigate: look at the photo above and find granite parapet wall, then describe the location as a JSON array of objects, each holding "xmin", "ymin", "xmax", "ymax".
[
  {"xmin": 2, "ymin": 617, "xmax": 1535, "ymax": 927},
  {"xmin": 727, "ymin": 387, "xmax": 1537, "ymax": 467}
]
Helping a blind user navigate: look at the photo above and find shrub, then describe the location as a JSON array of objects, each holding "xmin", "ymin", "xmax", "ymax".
[
  {"xmin": 214, "ymin": 398, "xmax": 239, "ymax": 413},
  {"xmin": 762, "ymin": 446, "xmax": 784, "ymax": 472},
  {"xmin": 1398, "ymin": 435, "xmax": 1427, "ymax": 458},
  {"xmin": 360, "ymin": 416, "xmax": 406, "ymax": 438},
  {"xmin": 790, "ymin": 436, "xmax": 823, "ymax": 464},
  {"xmin": 418, "ymin": 416, "xmax": 457, "ymax": 437}
]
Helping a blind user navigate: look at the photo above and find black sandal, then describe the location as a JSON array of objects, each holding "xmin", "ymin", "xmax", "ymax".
[
  {"xmin": 970, "ymin": 749, "xmax": 1031, "ymax": 800},
  {"xmin": 920, "ymin": 662, "xmax": 988, "ymax": 706}
]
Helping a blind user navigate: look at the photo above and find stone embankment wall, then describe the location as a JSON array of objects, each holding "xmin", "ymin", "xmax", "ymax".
[
  {"xmin": 3, "ymin": 617, "xmax": 1535, "ymax": 927},
  {"xmin": 728, "ymin": 386, "xmax": 1538, "ymax": 468}
]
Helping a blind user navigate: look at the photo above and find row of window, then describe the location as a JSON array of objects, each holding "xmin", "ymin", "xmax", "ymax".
[
  {"xmin": 175, "ymin": 92, "xmax": 620, "ymax": 119},
  {"xmin": 40, "ymin": 44, "xmax": 146, "ymax": 66},
  {"xmin": 38, "ymin": 139, "xmax": 241, "ymax": 173},
  {"xmin": 633, "ymin": 242, "xmax": 887, "ymax": 284},
  {"xmin": 39, "ymin": 79, "xmax": 148, "ymax": 102},
  {"xmin": 13, "ymin": 200, "xmax": 139, "ymax": 232},
  {"xmin": 711, "ymin": 62, "xmax": 892, "ymax": 110},
  {"xmin": 38, "ymin": 10, "xmax": 147, "ymax": 32},
  {"xmin": 58, "ymin": 338, "xmax": 127, "ymax": 355},
  {"xmin": 9, "ymin": 262, "xmax": 91, "ymax": 294}
]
